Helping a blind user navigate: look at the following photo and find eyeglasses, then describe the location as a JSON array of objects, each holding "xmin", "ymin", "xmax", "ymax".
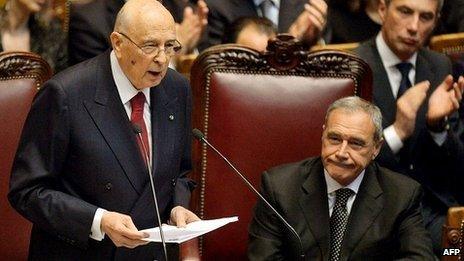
[{"xmin": 117, "ymin": 31, "xmax": 182, "ymax": 57}]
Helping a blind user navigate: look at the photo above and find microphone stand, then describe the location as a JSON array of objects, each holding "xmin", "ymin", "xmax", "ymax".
[
  {"xmin": 134, "ymin": 124, "xmax": 169, "ymax": 261},
  {"xmin": 192, "ymin": 129, "xmax": 305, "ymax": 260}
]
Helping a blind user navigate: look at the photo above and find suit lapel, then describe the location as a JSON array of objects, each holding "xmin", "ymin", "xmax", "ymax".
[
  {"xmin": 367, "ymin": 39, "xmax": 397, "ymax": 127},
  {"xmin": 299, "ymin": 159, "xmax": 330, "ymax": 260},
  {"xmin": 150, "ymin": 79, "xmax": 179, "ymax": 178},
  {"xmin": 83, "ymin": 53, "xmax": 147, "ymax": 195},
  {"xmin": 339, "ymin": 164, "xmax": 384, "ymax": 260}
]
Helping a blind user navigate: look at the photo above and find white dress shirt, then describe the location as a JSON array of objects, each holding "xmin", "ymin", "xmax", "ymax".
[{"xmin": 324, "ymin": 169, "xmax": 365, "ymax": 217}]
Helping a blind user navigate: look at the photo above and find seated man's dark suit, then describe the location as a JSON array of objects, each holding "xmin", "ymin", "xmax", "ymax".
[
  {"xmin": 248, "ymin": 157, "xmax": 434, "ymax": 260},
  {"xmin": 355, "ymin": 39, "xmax": 464, "ymax": 253},
  {"xmin": 68, "ymin": 0, "xmax": 187, "ymax": 65},
  {"xmin": 8, "ymin": 51, "xmax": 194, "ymax": 260},
  {"xmin": 201, "ymin": 0, "xmax": 308, "ymax": 49}
]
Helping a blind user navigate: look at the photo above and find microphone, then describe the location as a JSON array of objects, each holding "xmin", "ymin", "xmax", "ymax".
[
  {"xmin": 192, "ymin": 129, "xmax": 305, "ymax": 260},
  {"xmin": 133, "ymin": 124, "xmax": 169, "ymax": 261}
]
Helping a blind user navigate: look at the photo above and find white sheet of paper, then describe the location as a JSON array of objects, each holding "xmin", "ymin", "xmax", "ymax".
[{"xmin": 141, "ymin": 216, "xmax": 238, "ymax": 243}]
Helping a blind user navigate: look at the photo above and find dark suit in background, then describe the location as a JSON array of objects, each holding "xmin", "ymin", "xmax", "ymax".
[
  {"xmin": 434, "ymin": 0, "xmax": 464, "ymax": 35},
  {"xmin": 201, "ymin": 0, "xmax": 308, "ymax": 49},
  {"xmin": 68, "ymin": 0, "xmax": 189, "ymax": 65},
  {"xmin": 248, "ymin": 157, "xmax": 434, "ymax": 260},
  {"xmin": 355, "ymin": 39, "xmax": 464, "ymax": 254},
  {"xmin": 8, "ymin": 51, "xmax": 194, "ymax": 260},
  {"xmin": 325, "ymin": 0, "xmax": 381, "ymax": 44}
]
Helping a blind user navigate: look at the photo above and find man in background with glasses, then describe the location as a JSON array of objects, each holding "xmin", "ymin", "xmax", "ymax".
[{"xmin": 8, "ymin": 0, "xmax": 199, "ymax": 260}]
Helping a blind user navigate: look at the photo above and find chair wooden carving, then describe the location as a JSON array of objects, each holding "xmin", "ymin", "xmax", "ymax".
[
  {"xmin": 0, "ymin": 51, "xmax": 52, "ymax": 260},
  {"xmin": 310, "ymin": 42, "xmax": 360, "ymax": 53},
  {"xmin": 190, "ymin": 35, "xmax": 372, "ymax": 260},
  {"xmin": 430, "ymin": 32, "xmax": 464, "ymax": 78},
  {"xmin": 442, "ymin": 207, "xmax": 464, "ymax": 261}
]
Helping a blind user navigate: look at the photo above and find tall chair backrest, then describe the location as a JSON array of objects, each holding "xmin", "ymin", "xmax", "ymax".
[
  {"xmin": 190, "ymin": 35, "xmax": 372, "ymax": 260},
  {"xmin": 0, "ymin": 51, "xmax": 52, "ymax": 260}
]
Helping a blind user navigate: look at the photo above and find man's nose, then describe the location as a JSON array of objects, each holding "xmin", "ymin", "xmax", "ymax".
[
  {"xmin": 153, "ymin": 48, "xmax": 168, "ymax": 64},
  {"xmin": 406, "ymin": 15, "xmax": 420, "ymax": 35},
  {"xmin": 335, "ymin": 140, "xmax": 349, "ymax": 159}
]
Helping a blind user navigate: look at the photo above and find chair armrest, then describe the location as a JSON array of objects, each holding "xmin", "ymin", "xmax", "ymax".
[{"xmin": 179, "ymin": 238, "xmax": 200, "ymax": 260}]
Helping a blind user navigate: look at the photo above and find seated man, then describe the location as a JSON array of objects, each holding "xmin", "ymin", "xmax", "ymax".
[
  {"xmin": 248, "ymin": 96, "xmax": 434, "ymax": 260},
  {"xmin": 223, "ymin": 16, "xmax": 277, "ymax": 52}
]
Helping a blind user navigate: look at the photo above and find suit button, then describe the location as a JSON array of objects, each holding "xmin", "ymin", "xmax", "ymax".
[
  {"xmin": 105, "ymin": 183, "xmax": 113, "ymax": 191},
  {"xmin": 171, "ymin": 179, "xmax": 176, "ymax": 187}
]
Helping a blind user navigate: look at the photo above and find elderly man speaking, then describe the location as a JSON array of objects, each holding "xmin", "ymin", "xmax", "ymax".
[{"xmin": 8, "ymin": 0, "xmax": 199, "ymax": 260}]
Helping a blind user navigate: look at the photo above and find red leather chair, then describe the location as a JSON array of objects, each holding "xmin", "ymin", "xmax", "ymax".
[
  {"xmin": 190, "ymin": 35, "xmax": 372, "ymax": 260},
  {"xmin": 0, "ymin": 51, "xmax": 52, "ymax": 260}
]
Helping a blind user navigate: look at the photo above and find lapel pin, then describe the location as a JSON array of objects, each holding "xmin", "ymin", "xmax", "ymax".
[{"xmin": 169, "ymin": 114, "xmax": 175, "ymax": 121}]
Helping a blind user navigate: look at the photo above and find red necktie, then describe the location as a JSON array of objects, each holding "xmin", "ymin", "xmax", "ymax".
[{"xmin": 130, "ymin": 92, "xmax": 150, "ymax": 165}]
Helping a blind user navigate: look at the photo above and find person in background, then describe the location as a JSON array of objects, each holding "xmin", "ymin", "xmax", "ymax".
[
  {"xmin": 223, "ymin": 16, "xmax": 276, "ymax": 52},
  {"xmin": 68, "ymin": 0, "xmax": 208, "ymax": 65},
  {"xmin": 8, "ymin": 0, "xmax": 199, "ymax": 259},
  {"xmin": 325, "ymin": 0, "xmax": 381, "ymax": 44},
  {"xmin": 201, "ymin": 0, "xmax": 327, "ymax": 50},
  {"xmin": 355, "ymin": 0, "xmax": 464, "ymax": 256},
  {"xmin": 248, "ymin": 96, "xmax": 434, "ymax": 260},
  {"xmin": 0, "ymin": 0, "xmax": 68, "ymax": 72}
]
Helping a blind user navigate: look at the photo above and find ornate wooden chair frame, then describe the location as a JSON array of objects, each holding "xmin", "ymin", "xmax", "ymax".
[
  {"xmin": 0, "ymin": 51, "xmax": 52, "ymax": 84},
  {"xmin": 52, "ymin": 0, "xmax": 71, "ymax": 33}
]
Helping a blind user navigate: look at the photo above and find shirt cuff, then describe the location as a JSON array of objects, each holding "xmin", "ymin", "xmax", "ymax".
[
  {"xmin": 383, "ymin": 125, "xmax": 404, "ymax": 154},
  {"xmin": 429, "ymin": 130, "xmax": 447, "ymax": 146},
  {"xmin": 90, "ymin": 208, "xmax": 106, "ymax": 241}
]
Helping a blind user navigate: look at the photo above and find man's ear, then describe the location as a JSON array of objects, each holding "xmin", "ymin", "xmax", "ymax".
[
  {"xmin": 110, "ymin": 32, "xmax": 123, "ymax": 57},
  {"xmin": 373, "ymin": 138, "xmax": 384, "ymax": 159},
  {"xmin": 378, "ymin": 0, "xmax": 387, "ymax": 22}
]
